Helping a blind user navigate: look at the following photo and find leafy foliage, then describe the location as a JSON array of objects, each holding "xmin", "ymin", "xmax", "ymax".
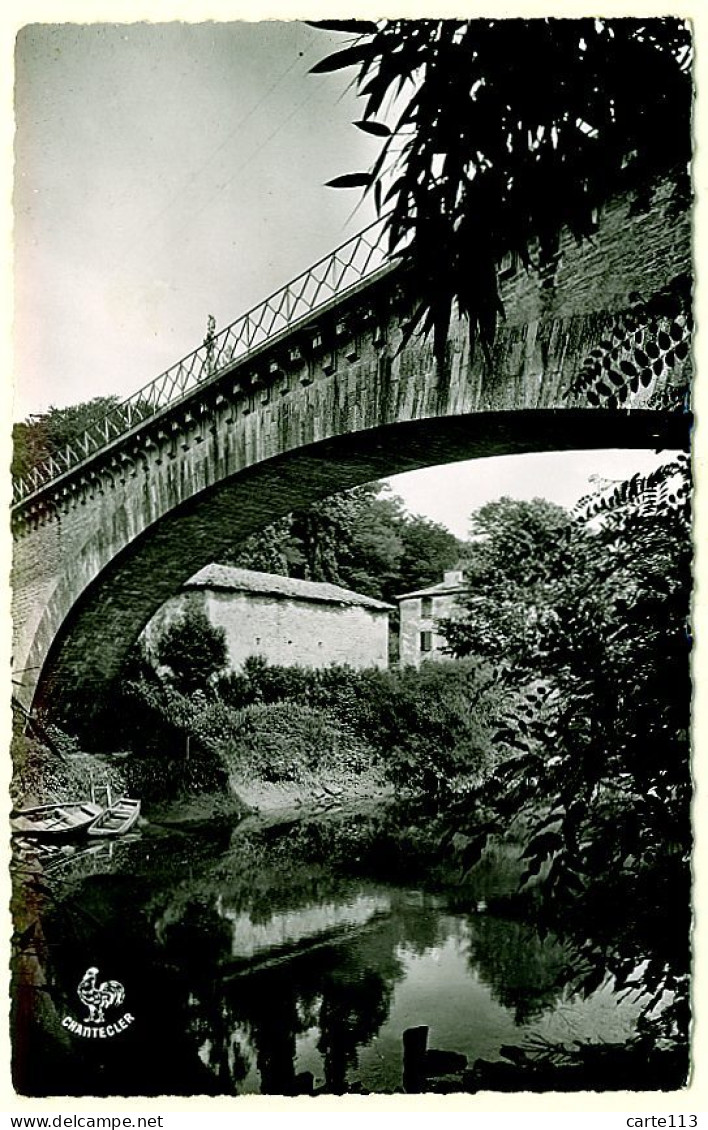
[
  {"xmin": 221, "ymin": 481, "xmax": 462, "ymax": 605},
  {"xmin": 312, "ymin": 18, "xmax": 692, "ymax": 364},
  {"xmin": 101, "ymin": 650, "xmax": 501, "ymax": 803},
  {"xmin": 10, "ymin": 727, "xmax": 125, "ymax": 809},
  {"xmin": 568, "ymin": 274, "xmax": 692, "ymax": 410},
  {"xmin": 218, "ymin": 656, "xmax": 501, "ymax": 795},
  {"xmin": 214, "ymin": 701, "xmax": 371, "ymax": 785},
  {"xmin": 441, "ymin": 497, "xmax": 570, "ymax": 663},
  {"xmin": 226, "ymin": 517, "xmax": 305, "ymax": 576},
  {"xmin": 116, "ymin": 678, "xmax": 230, "ymax": 799},
  {"xmin": 442, "ymin": 458, "xmax": 692, "ymax": 1038},
  {"xmin": 12, "ymin": 397, "xmax": 121, "ymax": 481},
  {"xmin": 155, "ymin": 605, "xmax": 228, "ymax": 695}
]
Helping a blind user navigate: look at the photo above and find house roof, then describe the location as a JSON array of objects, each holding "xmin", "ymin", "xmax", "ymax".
[
  {"xmin": 184, "ymin": 564, "xmax": 393, "ymax": 611},
  {"xmin": 396, "ymin": 578, "xmax": 467, "ymax": 601}
]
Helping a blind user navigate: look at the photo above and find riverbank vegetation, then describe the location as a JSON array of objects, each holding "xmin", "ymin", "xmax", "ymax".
[
  {"xmin": 109, "ymin": 452, "xmax": 691, "ymax": 1074},
  {"xmin": 10, "ymin": 703, "xmax": 126, "ymax": 809},
  {"xmin": 86, "ymin": 649, "xmax": 501, "ymax": 807}
]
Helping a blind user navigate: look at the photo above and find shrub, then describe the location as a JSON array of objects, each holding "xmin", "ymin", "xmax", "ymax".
[
  {"xmin": 10, "ymin": 730, "xmax": 126, "ymax": 808},
  {"xmin": 155, "ymin": 605, "xmax": 227, "ymax": 695},
  {"xmin": 113, "ymin": 678, "xmax": 229, "ymax": 800},
  {"xmin": 218, "ymin": 701, "xmax": 371, "ymax": 784},
  {"xmin": 217, "ymin": 656, "xmax": 500, "ymax": 793},
  {"xmin": 95, "ymin": 654, "xmax": 500, "ymax": 800}
]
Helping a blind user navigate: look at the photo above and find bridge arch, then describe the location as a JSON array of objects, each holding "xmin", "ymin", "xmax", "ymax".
[{"xmin": 11, "ymin": 179, "xmax": 691, "ymax": 717}]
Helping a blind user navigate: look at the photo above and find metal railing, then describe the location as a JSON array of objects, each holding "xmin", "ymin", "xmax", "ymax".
[{"xmin": 13, "ymin": 213, "xmax": 394, "ymax": 506}]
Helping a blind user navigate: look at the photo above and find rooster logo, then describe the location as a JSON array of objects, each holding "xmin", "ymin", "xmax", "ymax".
[{"xmin": 77, "ymin": 966, "xmax": 126, "ymax": 1024}]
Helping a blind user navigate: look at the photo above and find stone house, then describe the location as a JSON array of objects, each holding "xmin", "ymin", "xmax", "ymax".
[
  {"xmin": 143, "ymin": 564, "xmax": 392, "ymax": 672},
  {"xmin": 397, "ymin": 569, "xmax": 467, "ymax": 667}
]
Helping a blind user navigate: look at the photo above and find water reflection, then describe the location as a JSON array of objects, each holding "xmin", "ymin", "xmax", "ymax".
[
  {"xmin": 13, "ymin": 818, "xmax": 641, "ymax": 1097},
  {"xmin": 466, "ymin": 916, "xmax": 571, "ymax": 1025},
  {"xmin": 220, "ymin": 892, "xmax": 392, "ymax": 960}
]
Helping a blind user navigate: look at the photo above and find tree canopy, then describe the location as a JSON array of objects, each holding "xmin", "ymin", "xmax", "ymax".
[
  {"xmin": 12, "ymin": 396, "xmax": 121, "ymax": 482},
  {"xmin": 223, "ymin": 481, "xmax": 463, "ymax": 604},
  {"xmin": 441, "ymin": 457, "xmax": 692, "ymax": 1042},
  {"xmin": 442, "ymin": 496, "xmax": 570, "ymax": 662},
  {"xmin": 312, "ymin": 18, "xmax": 692, "ymax": 364}
]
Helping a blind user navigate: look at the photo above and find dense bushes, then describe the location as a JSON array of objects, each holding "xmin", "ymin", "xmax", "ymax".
[
  {"xmin": 216, "ymin": 656, "xmax": 499, "ymax": 792},
  {"xmin": 214, "ymin": 702, "xmax": 371, "ymax": 784},
  {"xmin": 112, "ymin": 672, "xmax": 375, "ymax": 797},
  {"xmin": 114, "ymin": 679, "xmax": 229, "ymax": 801},
  {"xmin": 10, "ymin": 730, "xmax": 126, "ymax": 808},
  {"xmin": 102, "ymin": 650, "xmax": 500, "ymax": 800}
]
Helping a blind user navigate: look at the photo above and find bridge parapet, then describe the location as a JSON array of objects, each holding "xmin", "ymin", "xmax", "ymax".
[{"xmin": 12, "ymin": 178, "xmax": 691, "ymax": 537}]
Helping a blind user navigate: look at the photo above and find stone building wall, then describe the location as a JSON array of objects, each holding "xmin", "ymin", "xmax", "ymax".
[
  {"xmin": 143, "ymin": 588, "xmax": 390, "ymax": 673},
  {"xmin": 399, "ymin": 590, "xmax": 462, "ymax": 668}
]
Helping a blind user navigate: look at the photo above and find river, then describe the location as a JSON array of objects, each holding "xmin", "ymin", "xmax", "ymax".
[{"xmin": 11, "ymin": 804, "xmax": 646, "ymax": 1097}]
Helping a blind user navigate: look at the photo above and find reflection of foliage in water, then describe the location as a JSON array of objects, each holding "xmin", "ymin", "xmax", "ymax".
[
  {"xmin": 259, "ymin": 802, "xmax": 519, "ymax": 891},
  {"xmin": 318, "ymin": 968, "xmax": 391, "ymax": 1093},
  {"xmin": 157, "ymin": 897, "xmax": 233, "ymax": 974},
  {"xmin": 14, "ymin": 807, "xmax": 640, "ymax": 1096},
  {"xmin": 153, "ymin": 853, "xmax": 458, "ymax": 1093},
  {"xmin": 393, "ymin": 899, "xmax": 446, "ymax": 958},
  {"xmin": 154, "ymin": 843, "xmax": 580, "ymax": 1093},
  {"xmin": 133, "ymin": 814, "xmax": 581, "ymax": 1091},
  {"xmin": 178, "ymin": 915, "xmax": 405, "ymax": 1094},
  {"xmin": 466, "ymin": 915, "xmax": 573, "ymax": 1025},
  {"xmin": 150, "ymin": 829, "xmax": 364, "ymax": 940}
]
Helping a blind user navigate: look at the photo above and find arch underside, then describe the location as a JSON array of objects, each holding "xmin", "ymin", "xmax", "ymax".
[{"xmin": 32, "ymin": 406, "xmax": 689, "ymax": 720}]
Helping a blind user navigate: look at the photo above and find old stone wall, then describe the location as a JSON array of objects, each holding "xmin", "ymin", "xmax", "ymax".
[
  {"xmin": 399, "ymin": 592, "xmax": 462, "ymax": 667},
  {"xmin": 143, "ymin": 588, "xmax": 390, "ymax": 672}
]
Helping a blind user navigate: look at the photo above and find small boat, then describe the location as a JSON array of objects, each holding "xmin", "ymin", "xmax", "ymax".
[
  {"xmin": 87, "ymin": 797, "xmax": 141, "ymax": 838},
  {"xmin": 11, "ymin": 801, "xmax": 103, "ymax": 839}
]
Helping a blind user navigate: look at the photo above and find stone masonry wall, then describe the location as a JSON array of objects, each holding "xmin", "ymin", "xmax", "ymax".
[
  {"xmin": 142, "ymin": 589, "xmax": 389, "ymax": 673},
  {"xmin": 399, "ymin": 592, "xmax": 461, "ymax": 667}
]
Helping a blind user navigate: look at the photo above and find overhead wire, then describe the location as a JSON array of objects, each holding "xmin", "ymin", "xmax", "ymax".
[
  {"xmin": 179, "ymin": 83, "xmax": 323, "ymax": 239},
  {"xmin": 113, "ymin": 28, "xmax": 321, "ymax": 271}
]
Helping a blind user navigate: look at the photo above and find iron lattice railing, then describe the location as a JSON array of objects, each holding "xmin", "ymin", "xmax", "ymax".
[{"xmin": 14, "ymin": 213, "xmax": 393, "ymax": 506}]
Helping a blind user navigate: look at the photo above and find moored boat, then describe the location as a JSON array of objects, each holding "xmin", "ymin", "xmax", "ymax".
[
  {"xmin": 87, "ymin": 797, "xmax": 141, "ymax": 837},
  {"xmin": 10, "ymin": 801, "xmax": 103, "ymax": 839}
]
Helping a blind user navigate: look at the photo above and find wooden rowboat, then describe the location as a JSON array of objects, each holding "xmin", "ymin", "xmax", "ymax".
[
  {"xmin": 11, "ymin": 801, "xmax": 103, "ymax": 839},
  {"xmin": 87, "ymin": 797, "xmax": 141, "ymax": 837}
]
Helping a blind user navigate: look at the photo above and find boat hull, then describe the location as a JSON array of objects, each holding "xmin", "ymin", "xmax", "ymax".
[
  {"xmin": 87, "ymin": 798, "xmax": 141, "ymax": 837},
  {"xmin": 11, "ymin": 802, "xmax": 103, "ymax": 840}
]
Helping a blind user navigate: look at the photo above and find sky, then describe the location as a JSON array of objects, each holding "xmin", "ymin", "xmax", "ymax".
[
  {"xmin": 13, "ymin": 22, "xmax": 380, "ymax": 416},
  {"xmin": 12, "ymin": 20, "xmax": 680, "ymax": 538}
]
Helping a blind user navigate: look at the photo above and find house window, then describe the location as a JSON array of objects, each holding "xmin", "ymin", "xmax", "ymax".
[
  {"xmin": 498, "ymin": 249, "xmax": 517, "ymax": 279},
  {"xmin": 420, "ymin": 631, "xmax": 433, "ymax": 654},
  {"xmin": 421, "ymin": 596, "xmax": 433, "ymax": 618}
]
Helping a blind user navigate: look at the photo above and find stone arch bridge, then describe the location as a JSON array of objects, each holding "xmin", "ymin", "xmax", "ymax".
[{"xmin": 11, "ymin": 180, "xmax": 691, "ymax": 719}]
